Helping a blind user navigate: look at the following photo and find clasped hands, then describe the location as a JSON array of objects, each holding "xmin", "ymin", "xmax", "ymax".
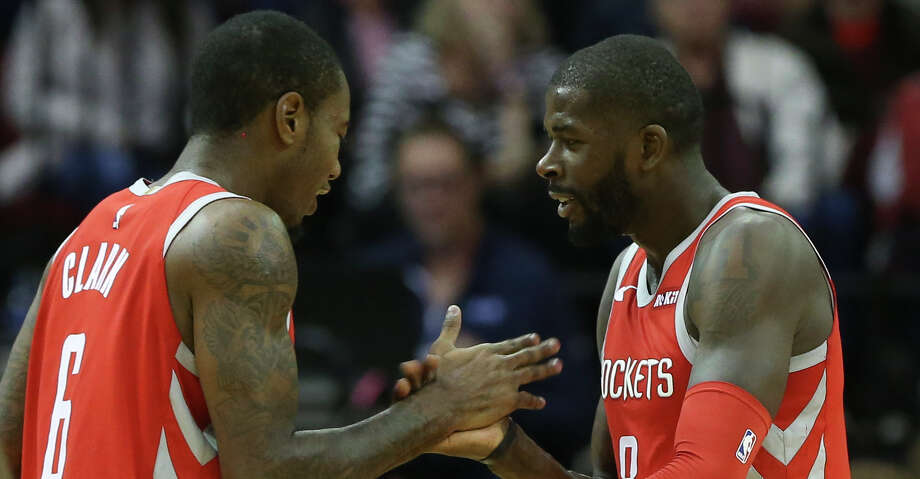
[{"xmin": 392, "ymin": 305, "xmax": 563, "ymax": 462}]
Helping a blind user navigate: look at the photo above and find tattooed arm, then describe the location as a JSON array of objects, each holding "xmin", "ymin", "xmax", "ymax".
[
  {"xmin": 166, "ymin": 199, "xmax": 562, "ymax": 479},
  {"xmin": 0, "ymin": 261, "xmax": 51, "ymax": 475}
]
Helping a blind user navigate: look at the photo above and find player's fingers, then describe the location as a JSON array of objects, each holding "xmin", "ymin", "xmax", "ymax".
[
  {"xmin": 392, "ymin": 378, "xmax": 412, "ymax": 401},
  {"xmin": 422, "ymin": 354, "xmax": 440, "ymax": 385},
  {"xmin": 515, "ymin": 391, "xmax": 547, "ymax": 411},
  {"xmin": 399, "ymin": 360, "xmax": 426, "ymax": 390},
  {"xmin": 514, "ymin": 358, "xmax": 563, "ymax": 386},
  {"xmin": 504, "ymin": 338, "xmax": 560, "ymax": 368},
  {"xmin": 489, "ymin": 333, "xmax": 540, "ymax": 355},
  {"xmin": 429, "ymin": 305, "xmax": 462, "ymax": 356}
]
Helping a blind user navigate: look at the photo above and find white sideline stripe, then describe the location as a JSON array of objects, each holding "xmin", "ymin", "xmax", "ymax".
[
  {"xmin": 163, "ymin": 192, "xmax": 246, "ymax": 257},
  {"xmin": 808, "ymin": 436, "xmax": 826, "ymax": 478},
  {"xmin": 175, "ymin": 343, "xmax": 198, "ymax": 377},
  {"xmin": 761, "ymin": 371, "xmax": 827, "ymax": 465},
  {"xmin": 169, "ymin": 371, "xmax": 217, "ymax": 465},
  {"xmin": 153, "ymin": 428, "xmax": 178, "ymax": 479},
  {"xmin": 747, "ymin": 467, "xmax": 764, "ymax": 478}
]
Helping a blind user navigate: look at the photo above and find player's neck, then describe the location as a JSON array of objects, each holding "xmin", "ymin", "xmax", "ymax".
[
  {"xmin": 630, "ymin": 167, "xmax": 727, "ymax": 272},
  {"xmin": 162, "ymin": 135, "xmax": 272, "ymax": 203}
]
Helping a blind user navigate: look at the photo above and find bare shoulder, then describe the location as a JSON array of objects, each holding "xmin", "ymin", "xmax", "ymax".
[
  {"xmin": 596, "ymin": 245, "xmax": 634, "ymax": 355},
  {"xmin": 167, "ymin": 198, "xmax": 297, "ymax": 298},
  {"xmin": 695, "ymin": 207, "xmax": 822, "ymax": 287},
  {"xmin": 688, "ymin": 207, "xmax": 830, "ymax": 348},
  {"xmin": 164, "ymin": 198, "xmax": 298, "ymax": 354}
]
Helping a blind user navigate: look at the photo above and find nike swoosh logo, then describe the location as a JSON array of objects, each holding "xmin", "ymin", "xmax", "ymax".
[
  {"xmin": 613, "ymin": 285, "xmax": 637, "ymax": 302},
  {"xmin": 113, "ymin": 204, "xmax": 134, "ymax": 230}
]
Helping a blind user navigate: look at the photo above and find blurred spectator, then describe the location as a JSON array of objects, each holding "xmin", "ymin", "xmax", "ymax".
[
  {"xmin": 782, "ymin": 0, "xmax": 920, "ymax": 142},
  {"xmin": 257, "ymin": 0, "xmax": 414, "ymax": 113},
  {"xmin": 867, "ymin": 74, "xmax": 920, "ymax": 272},
  {"xmin": 0, "ymin": 0, "xmax": 214, "ymax": 204},
  {"xmin": 362, "ymin": 117, "xmax": 594, "ymax": 478},
  {"xmin": 556, "ymin": 0, "xmax": 656, "ymax": 50},
  {"xmin": 733, "ymin": 0, "xmax": 818, "ymax": 31},
  {"xmin": 347, "ymin": 0, "xmax": 562, "ymax": 212},
  {"xmin": 652, "ymin": 0, "xmax": 845, "ymax": 217}
]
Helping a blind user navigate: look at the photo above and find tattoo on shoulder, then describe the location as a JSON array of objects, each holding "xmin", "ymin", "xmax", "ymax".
[
  {"xmin": 192, "ymin": 213, "xmax": 296, "ymax": 299},
  {"xmin": 190, "ymin": 212, "xmax": 298, "ymax": 460},
  {"xmin": 690, "ymin": 225, "xmax": 762, "ymax": 330}
]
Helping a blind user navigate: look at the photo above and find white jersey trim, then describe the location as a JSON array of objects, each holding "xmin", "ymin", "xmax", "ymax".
[
  {"xmin": 162, "ymin": 171, "xmax": 220, "ymax": 188},
  {"xmin": 761, "ymin": 371, "xmax": 827, "ymax": 465},
  {"xmin": 808, "ymin": 436, "xmax": 827, "ymax": 478},
  {"xmin": 636, "ymin": 192, "xmax": 759, "ymax": 308},
  {"xmin": 601, "ymin": 244, "xmax": 639, "ymax": 362},
  {"xmin": 128, "ymin": 171, "xmax": 222, "ymax": 197},
  {"xmin": 674, "ymin": 265, "xmax": 697, "ymax": 363},
  {"xmin": 169, "ymin": 371, "xmax": 217, "ymax": 465},
  {"xmin": 175, "ymin": 343, "xmax": 198, "ymax": 377},
  {"xmin": 128, "ymin": 178, "xmax": 149, "ymax": 196},
  {"xmin": 636, "ymin": 260, "xmax": 654, "ymax": 307},
  {"xmin": 163, "ymin": 192, "xmax": 247, "ymax": 258},
  {"xmin": 153, "ymin": 428, "xmax": 179, "ymax": 479},
  {"xmin": 790, "ymin": 341, "xmax": 828, "ymax": 372}
]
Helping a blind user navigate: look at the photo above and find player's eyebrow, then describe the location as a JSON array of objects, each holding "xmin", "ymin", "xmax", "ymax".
[{"xmin": 546, "ymin": 121, "xmax": 582, "ymax": 138}]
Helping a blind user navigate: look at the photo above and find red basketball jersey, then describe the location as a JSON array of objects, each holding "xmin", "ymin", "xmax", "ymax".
[
  {"xmin": 600, "ymin": 192, "xmax": 849, "ymax": 479},
  {"xmin": 21, "ymin": 172, "xmax": 295, "ymax": 478}
]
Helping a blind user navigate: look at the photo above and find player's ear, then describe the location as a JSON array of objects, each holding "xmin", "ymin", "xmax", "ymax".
[
  {"xmin": 638, "ymin": 124, "xmax": 668, "ymax": 171},
  {"xmin": 275, "ymin": 92, "xmax": 310, "ymax": 146}
]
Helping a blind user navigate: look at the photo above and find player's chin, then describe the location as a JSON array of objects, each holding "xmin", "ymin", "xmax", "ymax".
[{"xmin": 304, "ymin": 197, "xmax": 319, "ymax": 216}]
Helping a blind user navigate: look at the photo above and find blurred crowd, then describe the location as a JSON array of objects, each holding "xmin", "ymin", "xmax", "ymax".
[{"xmin": 0, "ymin": 0, "xmax": 919, "ymax": 477}]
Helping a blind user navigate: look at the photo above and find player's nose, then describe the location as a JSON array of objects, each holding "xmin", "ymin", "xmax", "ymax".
[
  {"xmin": 536, "ymin": 150, "xmax": 560, "ymax": 179},
  {"xmin": 329, "ymin": 158, "xmax": 341, "ymax": 181}
]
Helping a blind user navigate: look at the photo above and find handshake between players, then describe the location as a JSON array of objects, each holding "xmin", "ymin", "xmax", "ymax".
[{"xmin": 392, "ymin": 304, "xmax": 563, "ymax": 463}]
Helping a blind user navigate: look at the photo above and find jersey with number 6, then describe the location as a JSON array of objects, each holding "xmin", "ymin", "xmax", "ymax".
[
  {"xmin": 21, "ymin": 172, "xmax": 295, "ymax": 478},
  {"xmin": 600, "ymin": 192, "xmax": 849, "ymax": 479}
]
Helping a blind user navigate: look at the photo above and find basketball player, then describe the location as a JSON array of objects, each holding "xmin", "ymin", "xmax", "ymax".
[
  {"xmin": 0, "ymin": 11, "xmax": 564, "ymax": 478},
  {"xmin": 400, "ymin": 35, "xmax": 849, "ymax": 478}
]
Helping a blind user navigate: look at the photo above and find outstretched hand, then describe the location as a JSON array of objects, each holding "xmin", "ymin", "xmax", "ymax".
[{"xmin": 392, "ymin": 305, "xmax": 562, "ymax": 457}]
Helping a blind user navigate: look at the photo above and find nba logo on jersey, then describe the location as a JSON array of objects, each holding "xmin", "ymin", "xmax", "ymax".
[{"xmin": 736, "ymin": 429, "xmax": 757, "ymax": 464}]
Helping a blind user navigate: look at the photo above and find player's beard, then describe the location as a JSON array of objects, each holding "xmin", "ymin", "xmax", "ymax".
[{"xmin": 568, "ymin": 150, "xmax": 638, "ymax": 246}]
